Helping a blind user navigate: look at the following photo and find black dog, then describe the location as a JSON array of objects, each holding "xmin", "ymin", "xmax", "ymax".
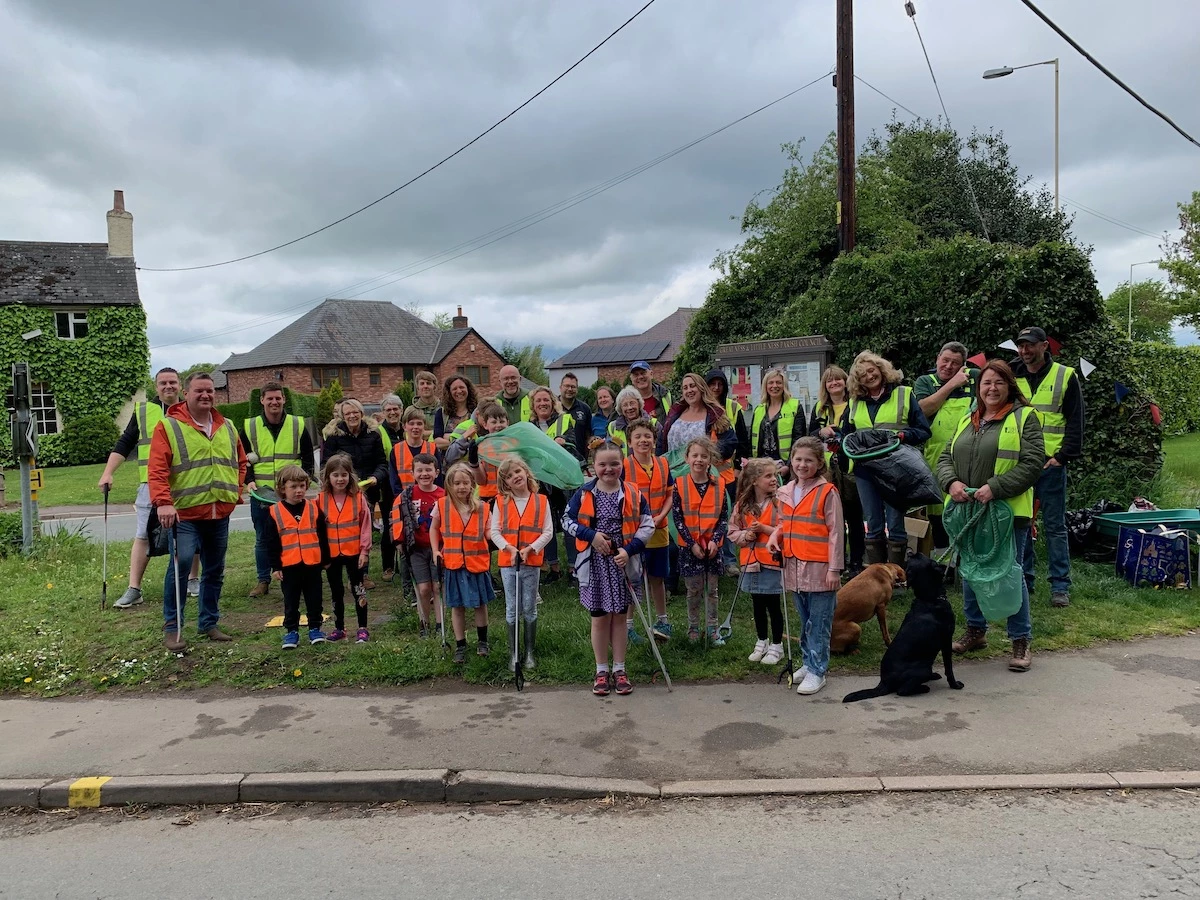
[{"xmin": 843, "ymin": 554, "xmax": 964, "ymax": 703}]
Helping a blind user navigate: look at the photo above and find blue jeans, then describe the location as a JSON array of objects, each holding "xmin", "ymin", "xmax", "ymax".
[
  {"xmin": 792, "ymin": 590, "xmax": 837, "ymax": 677},
  {"xmin": 964, "ymin": 525, "xmax": 1032, "ymax": 640},
  {"xmin": 1023, "ymin": 463, "xmax": 1071, "ymax": 595},
  {"xmin": 501, "ymin": 565, "xmax": 540, "ymax": 623},
  {"xmin": 856, "ymin": 473, "xmax": 907, "ymax": 542},
  {"xmin": 164, "ymin": 517, "xmax": 230, "ymax": 633},
  {"xmin": 249, "ymin": 496, "xmax": 271, "ymax": 583}
]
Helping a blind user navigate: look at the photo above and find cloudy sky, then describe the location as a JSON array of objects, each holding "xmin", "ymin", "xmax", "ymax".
[{"xmin": 1, "ymin": 0, "xmax": 1197, "ymax": 372}]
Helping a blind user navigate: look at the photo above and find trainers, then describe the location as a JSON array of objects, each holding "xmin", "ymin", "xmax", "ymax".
[
  {"xmin": 592, "ymin": 672, "xmax": 611, "ymax": 696},
  {"xmin": 627, "ymin": 623, "xmax": 643, "ymax": 645},
  {"xmin": 477, "ymin": 640, "xmax": 489, "ymax": 657},
  {"xmin": 613, "ymin": 671, "xmax": 633, "ymax": 695},
  {"xmin": 1009, "ymin": 638, "xmax": 1032, "ymax": 672},
  {"xmin": 796, "ymin": 671, "xmax": 826, "ymax": 695},
  {"xmin": 761, "ymin": 643, "xmax": 783, "ymax": 665},
  {"xmin": 687, "ymin": 626, "xmax": 701, "ymax": 643},
  {"xmin": 362, "ymin": 577, "xmax": 377, "ymax": 591},
  {"xmin": 652, "ymin": 620, "xmax": 672, "ymax": 642},
  {"xmin": 163, "ymin": 630, "xmax": 187, "ymax": 652},
  {"xmin": 453, "ymin": 645, "xmax": 466, "ymax": 664},
  {"xmin": 1051, "ymin": 592, "xmax": 1070, "ymax": 608},
  {"xmin": 355, "ymin": 628, "xmax": 369, "ymax": 644},
  {"xmin": 327, "ymin": 629, "xmax": 346, "ymax": 642},
  {"xmin": 248, "ymin": 581, "xmax": 270, "ymax": 598},
  {"xmin": 114, "ymin": 586, "xmax": 143, "ymax": 609},
  {"xmin": 419, "ymin": 622, "xmax": 429, "ymax": 639},
  {"xmin": 952, "ymin": 626, "xmax": 988, "ymax": 654},
  {"xmin": 282, "ymin": 631, "xmax": 299, "ymax": 650},
  {"xmin": 382, "ymin": 568, "xmax": 395, "ymax": 583},
  {"xmin": 748, "ymin": 639, "xmax": 769, "ymax": 662},
  {"xmin": 186, "ymin": 577, "xmax": 200, "ymax": 598},
  {"xmin": 706, "ymin": 627, "xmax": 726, "ymax": 647},
  {"xmin": 309, "ymin": 629, "xmax": 327, "ymax": 645}
]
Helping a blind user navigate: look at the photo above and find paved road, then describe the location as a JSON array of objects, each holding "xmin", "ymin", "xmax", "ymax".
[
  {"xmin": 2, "ymin": 791, "xmax": 1197, "ymax": 899},
  {"xmin": 41, "ymin": 507, "xmax": 252, "ymax": 542}
]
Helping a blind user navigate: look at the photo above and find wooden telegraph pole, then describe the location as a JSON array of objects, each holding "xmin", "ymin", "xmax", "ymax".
[{"xmin": 836, "ymin": 0, "xmax": 856, "ymax": 253}]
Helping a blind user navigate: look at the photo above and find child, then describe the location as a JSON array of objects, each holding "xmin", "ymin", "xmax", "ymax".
[
  {"xmin": 319, "ymin": 453, "xmax": 372, "ymax": 643},
  {"xmin": 488, "ymin": 457, "xmax": 552, "ymax": 672},
  {"xmin": 563, "ymin": 441, "xmax": 655, "ymax": 696},
  {"xmin": 430, "ymin": 462, "xmax": 495, "ymax": 663},
  {"xmin": 728, "ymin": 458, "xmax": 784, "ymax": 665},
  {"xmin": 389, "ymin": 406, "xmax": 437, "ymax": 601},
  {"xmin": 622, "ymin": 418, "xmax": 674, "ymax": 643},
  {"xmin": 265, "ymin": 464, "xmax": 330, "ymax": 649},
  {"xmin": 767, "ymin": 437, "xmax": 843, "ymax": 696},
  {"xmin": 672, "ymin": 437, "xmax": 729, "ymax": 645},
  {"xmin": 392, "ymin": 453, "xmax": 446, "ymax": 638},
  {"xmin": 444, "ymin": 402, "xmax": 508, "ymax": 503}
]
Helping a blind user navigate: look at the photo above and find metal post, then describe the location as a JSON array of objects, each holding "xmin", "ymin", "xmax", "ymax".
[
  {"xmin": 1053, "ymin": 58, "xmax": 1060, "ymax": 213},
  {"xmin": 836, "ymin": 0, "xmax": 856, "ymax": 254},
  {"xmin": 19, "ymin": 456, "xmax": 34, "ymax": 554},
  {"xmin": 1127, "ymin": 263, "xmax": 1134, "ymax": 340}
]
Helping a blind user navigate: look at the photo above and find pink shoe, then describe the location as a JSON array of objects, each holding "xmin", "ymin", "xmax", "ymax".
[
  {"xmin": 327, "ymin": 629, "xmax": 346, "ymax": 642},
  {"xmin": 355, "ymin": 628, "xmax": 369, "ymax": 643}
]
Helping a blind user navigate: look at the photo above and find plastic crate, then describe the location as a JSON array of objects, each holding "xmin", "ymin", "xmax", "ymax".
[{"xmin": 1094, "ymin": 509, "xmax": 1200, "ymax": 540}]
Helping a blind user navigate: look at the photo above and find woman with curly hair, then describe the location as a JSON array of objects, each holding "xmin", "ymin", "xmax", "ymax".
[{"xmin": 433, "ymin": 375, "xmax": 478, "ymax": 452}]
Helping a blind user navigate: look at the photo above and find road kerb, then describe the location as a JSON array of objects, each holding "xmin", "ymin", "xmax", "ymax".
[
  {"xmin": 0, "ymin": 779, "xmax": 49, "ymax": 808},
  {"xmin": 880, "ymin": 773, "xmax": 1121, "ymax": 792},
  {"xmin": 239, "ymin": 769, "xmax": 449, "ymax": 804},
  {"xmin": 1109, "ymin": 771, "xmax": 1200, "ymax": 790},
  {"xmin": 445, "ymin": 770, "xmax": 658, "ymax": 803},
  {"xmin": 661, "ymin": 777, "xmax": 883, "ymax": 798}
]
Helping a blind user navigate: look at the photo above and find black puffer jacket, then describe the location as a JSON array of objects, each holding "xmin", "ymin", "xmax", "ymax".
[{"xmin": 322, "ymin": 422, "xmax": 388, "ymax": 487}]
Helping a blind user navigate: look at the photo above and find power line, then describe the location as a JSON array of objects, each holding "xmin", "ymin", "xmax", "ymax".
[
  {"xmin": 150, "ymin": 70, "xmax": 833, "ymax": 351},
  {"xmin": 854, "ymin": 75, "xmax": 923, "ymax": 120},
  {"xmin": 1015, "ymin": 0, "xmax": 1200, "ymax": 151},
  {"xmin": 138, "ymin": 0, "xmax": 661, "ymax": 273},
  {"xmin": 1062, "ymin": 196, "xmax": 1163, "ymax": 240}
]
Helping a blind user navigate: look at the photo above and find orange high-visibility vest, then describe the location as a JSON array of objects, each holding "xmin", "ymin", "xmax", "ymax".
[
  {"xmin": 437, "ymin": 497, "xmax": 491, "ymax": 573},
  {"xmin": 390, "ymin": 491, "xmax": 406, "ymax": 544},
  {"xmin": 319, "ymin": 492, "xmax": 361, "ymax": 558},
  {"xmin": 574, "ymin": 487, "xmax": 642, "ymax": 552},
  {"xmin": 271, "ymin": 499, "xmax": 322, "ymax": 567},
  {"xmin": 392, "ymin": 439, "xmax": 435, "ymax": 490},
  {"xmin": 495, "ymin": 493, "xmax": 550, "ymax": 567},
  {"xmin": 738, "ymin": 500, "xmax": 780, "ymax": 568},
  {"xmin": 476, "ymin": 460, "xmax": 498, "ymax": 499},
  {"xmin": 623, "ymin": 454, "xmax": 671, "ymax": 517},
  {"xmin": 676, "ymin": 477, "xmax": 722, "ymax": 548},
  {"xmin": 779, "ymin": 482, "xmax": 836, "ymax": 563}
]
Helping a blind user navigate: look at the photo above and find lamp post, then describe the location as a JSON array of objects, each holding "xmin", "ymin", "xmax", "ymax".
[
  {"xmin": 983, "ymin": 58, "xmax": 1059, "ymax": 212},
  {"xmin": 1128, "ymin": 259, "xmax": 1163, "ymax": 340}
]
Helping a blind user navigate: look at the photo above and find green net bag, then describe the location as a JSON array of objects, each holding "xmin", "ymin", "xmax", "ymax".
[{"xmin": 944, "ymin": 497, "xmax": 1023, "ymax": 621}]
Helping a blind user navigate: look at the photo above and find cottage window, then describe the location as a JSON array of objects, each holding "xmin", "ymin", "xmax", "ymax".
[
  {"xmin": 369, "ymin": 366, "xmax": 382, "ymax": 386},
  {"xmin": 55, "ymin": 311, "xmax": 89, "ymax": 340},
  {"xmin": 402, "ymin": 367, "xmax": 416, "ymax": 384},
  {"xmin": 5, "ymin": 382, "xmax": 60, "ymax": 436},
  {"xmin": 457, "ymin": 365, "xmax": 490, "ymax": 386},
  {"xmin": 311, "ymin": 367, "xmax": 352, "ymax": 390}
]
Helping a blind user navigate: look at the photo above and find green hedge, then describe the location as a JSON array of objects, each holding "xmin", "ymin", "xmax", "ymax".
[{"xmin": 1132, "ymin": 343, "xmax": 1200, "ymax": 435}]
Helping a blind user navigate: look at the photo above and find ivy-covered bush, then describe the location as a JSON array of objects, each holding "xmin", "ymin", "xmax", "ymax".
[
  {"xmin": 216, "ymin": 400, "xmax": 251, "ymax": 426},
  {"xmin": 61, "ymin": 414, "xmax": 119, "ymax": 466},
  {"xmin": 1132, "ymin": 343, "xmax": 1200, "ymax": 435},
  {"xmin": 0, "ymin": 511, "xmax": 22, "ymax": 557},
  {"xmin": 769, "ymin": 237, "xmax": 1162, "ymax": 506},
  {"xmin": 30, "ymin": 432, "xmax": 68, "ymax": 467}
]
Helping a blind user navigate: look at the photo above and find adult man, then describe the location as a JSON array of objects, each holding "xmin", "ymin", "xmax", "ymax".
[
  {"xmin": 557, "ymin": 372, "xmax": 592, "ymax": 460},
  {"xmin": 99, "ymin": 367, "xmax": 199, "ymax": 608},
  {"xmin": 496, "ymin": 364, "xmax": 532, "ymax": 424},
  {"xmin": 412, "ymin": 371, "xmax": 440, "ymax": 431},
  {"xmin": 914, "ymin": 342, "xmax": 978, "ymax": 551},
  {"xmin": 241, "ymin": 383, "xmax": 314, "ymax": 598},
  {"xmin": 149, "ymin": 371, "xmax": 247, "ymax": 651},
  {"xmin": 1012, "ymin": 326, "xmax": 1084, "ymax": 608},
  {"xmin": 629, "ymin": 361, "xmax": 672, "ymax": 422}
]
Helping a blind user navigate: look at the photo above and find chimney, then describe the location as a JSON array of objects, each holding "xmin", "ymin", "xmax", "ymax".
[
  {"xmin": 452, "ymin": 305, "xmax": 468, "ymax": 329},
  {"xmin": 106, "ymin": 189, "xmax": 134, "ymax": 258}
]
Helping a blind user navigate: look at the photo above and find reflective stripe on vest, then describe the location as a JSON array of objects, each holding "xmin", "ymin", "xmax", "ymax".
[
  {"xmin": 1017, "ymin": 362, "xmax": 1072, "ymax": 457},
  {"xmin": 163, "ymin": 418, "xmax": 240, "ymax": 508},
  {"xmin": 922, "ymin": 374, "xmax": 976, "ymax": 471},
  {"xmin": 271, "ymin": 499, "xmax": 322, "ymax": 566},
  {"xmin": 780, "ymin": 482, "xmax": 835, "ymax": 562},
  {"xmin": 948, "ymin": 406, "xmax": 1033, "ymax": 519},
  {"xmin": 738, "ymin": 500, "xmax": 780, "ymax": 567},
  {"xmin": 850, "ymin": 385, "xmax": 911, "ymax": 433},
  {"xmin": 438, "ymin": 497, "xmax": 491, "ymax": 573},
  {"xmin": 538, "ymin": 416, "xmax": 572, "ymax": 443},
  {"xmin": 676, "ymin": 477, "xmax": 721, "ymax": 548},
  {"xmin": 623, "ymin": 454, "xmax": 671, "ymax": 515},
  {"xmin": 751, "ymin": 398, "xmax": 800, "ymax": 457},
  {"xmin": 244, "ymin": 415, "xmax": 303, "ymax": 478},
  {"xmin": 477, "ymin": 460, "xmax": 498, "ymax": 499},
  {"xmin": 392, "ymin": 440, "xmax": 436, "ymax": 490},
  {"xmin": 136, "ymin": 402, "xmax": 165, "ymax": 484},
  {"xmin": 495, "ymin": 494, "xmax": 550, "ymax": 567},
  {"xmin": 574, "ymin": 487, "xmax": 642, "ymax": 552},
  {"xmin": 319, "ymin": 492, "xmax": 361, "ymax": 557}
]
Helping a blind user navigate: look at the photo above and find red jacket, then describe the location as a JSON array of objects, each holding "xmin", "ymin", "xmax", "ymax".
[{"xmin": 149, "ymin": 401, "xmax": 247, "ymax": 521}]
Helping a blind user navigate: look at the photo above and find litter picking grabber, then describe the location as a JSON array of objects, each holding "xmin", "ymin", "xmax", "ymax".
[
  {"xmin": 512, "ymin": 554, "xmax": 524, "ymax": 692},
  {"xmin": 168, "ymin": 525, "xmax": 184, "ymax": 645},
  {"xmin": 101, "ymin": 483, "xmax": 110, "ymax": 610},
  {"xmin": 625, "ymin": 570, "xmax": 673, "ymax": 691},
  {"xmin": 777, "ymin": 575, "xmax": 795, "ymax": 687},
  {"xmin": 716, "ymin": 559, "xmax": 749, "ymax": 642}
]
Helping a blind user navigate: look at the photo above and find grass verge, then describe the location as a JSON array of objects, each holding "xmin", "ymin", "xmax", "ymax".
[{"xmin": 3, "ymin": 461, "xmax": 139, "ymax": 508}]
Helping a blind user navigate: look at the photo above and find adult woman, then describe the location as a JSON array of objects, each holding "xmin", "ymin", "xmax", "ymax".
[
  {"xmin": 376, "ymin": 394, "xmax": 406, "ymax": 583},
  {"xmin": 608, "ymin": 386, "xmax": 658, "ymax": 454},
  {"xmin": 657, "ymin": 373, "xmax": 738, "ymax": 476},
  {"xmin": 808, "ymin": 365, "xmax": 864, "ymax": 577},
  {"xmin": 937, "ymin": 359, "xmax": 1043, "ymax": 672},
  {"xmin": 529, "ymin": 386, "xmax": 576, "ymax": 582},
  {"xmin": 844, "ymin": 351, "xmax": 932, "ymax": 566},
  {"xmin": 433, "ymin": 375, "xmax": 477, "ymax": 451},
  {"xmin": 591, "ymin": 385, "xmax": 617, "ymax": 441},
  {"xmin": 322, "ymin": 399, "xmax": 389, "ymax": 587},
  {"xmin": 751, "ymin": 367, "xmax": 804, "ymax": 463}
]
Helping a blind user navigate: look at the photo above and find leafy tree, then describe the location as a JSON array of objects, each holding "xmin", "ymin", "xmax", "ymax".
[
  {"xmin": 402, "ymin": 301, "xmax": 454, "ymax": 332},
  {"xmin": 315, "ymin": 379, "xmax": 343, "ymax": 431},
  {"xmin": 1104, "ymin": 280, "xmax": 1178, "ymax": 344},
  {"xmin": 393, "ymin": 380, "xmax": 415, "ymax": 408},
  {"xmin": 144, "ymin": 361, "xmax": 218, "ymax": 396},
  {"xmin": 501, "ymin": 342, "xmax": 548, "ymax": 386},
  {"xmin": 431, "ymin": 312, "xmax": 454, "ymax": 331},
  {"xmin": 1161, "ymin": 190, "xmax": 1200, "ymax": 330}
]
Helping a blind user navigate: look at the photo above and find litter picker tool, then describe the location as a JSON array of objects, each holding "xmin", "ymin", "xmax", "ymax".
[
  {"xmin": 716, "ymin": 559, "xmax": 748, "ymax": 642},
  {"xmin": 776, "ymin": 557, "xmax": 795, "ymax": 687},
  {"xmin": 625, "ymin": 569, "xmax": 673, "ymax": 691},
  {"xmin": 512, "ymin": 554, "xmax": 525, "ymax": 692},
  {"xmin": 101, "ymin": 483, "xmax": 110, "ymax": 610},
  {"xmin": 168, "ymin": 525, "xmax": 185, "ymax": 646},
  {"xmin": 436, "ymin": 560, "xmax": 448, "ymax": 651}
]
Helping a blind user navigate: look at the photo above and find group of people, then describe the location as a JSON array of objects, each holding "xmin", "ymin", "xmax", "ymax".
[{"xmin": 102, "ymin": 327, "xmax": 1083, "ymax": 695}]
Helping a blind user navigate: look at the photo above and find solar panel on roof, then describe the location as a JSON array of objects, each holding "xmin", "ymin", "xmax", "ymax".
[{"xmin": 564, "ymin": 339, "xmax": 669, "ymax": 366}]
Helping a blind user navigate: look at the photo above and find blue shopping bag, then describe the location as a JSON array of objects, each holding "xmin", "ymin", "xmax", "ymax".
[{"xmin": 1116, "ymin": 526, "xmax": 1193, "ymax": 589}]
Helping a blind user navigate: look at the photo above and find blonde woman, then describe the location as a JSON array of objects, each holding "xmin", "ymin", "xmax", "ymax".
[
  {"xmin": 808, "ymin": 364, "xmax": 863, "ymax": 577},
  {"xmin": 751, "ymin": 367, "xmax": 804, "ymax": 462},
  {"xmin": 322, "ymin": 399, "xmax": 388, "ymax": 587},
  {"xmin": 529, "ymin": 385, "xmax": 577, "ymax": 581}
]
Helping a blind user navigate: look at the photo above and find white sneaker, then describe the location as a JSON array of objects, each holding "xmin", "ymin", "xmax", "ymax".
[
  {"xmin": 761, "ymin": 643, "xmax": 783, "ymax": 665},
  {"xmin": 747, "ymin": 639, "xmax": 768, "ymax": 662},
  {"xmin": 796, "ymin": 671, "xmax": 826, "ymax": 695},
  {"xmin": 186, "ymin": 578, "xmax": 200, "ymax": 597},
  {"xmin": 113, "ymin": 586, "xmax": 143, "ymax": 609}
]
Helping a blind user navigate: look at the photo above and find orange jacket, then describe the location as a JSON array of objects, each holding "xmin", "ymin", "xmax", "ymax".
[{"xmin": 148, "ymin": 401, "xmax": 247, "ymax": 521}]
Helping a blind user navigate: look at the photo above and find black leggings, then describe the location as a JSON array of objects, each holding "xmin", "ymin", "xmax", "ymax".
[
  {"xmin": 282, "ymin": 564, "xmax": 324, "ymax": 633},
  {"xmin": 327, "ymin": 556, "xmax": 366, "ymax": 631},
  {"xmin": 752, "ymin": 592, "xmax": 783, "ymax": 643}
]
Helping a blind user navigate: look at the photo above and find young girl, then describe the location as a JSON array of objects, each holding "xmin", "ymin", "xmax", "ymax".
[
  {"xmin": 391, "ymin": 452, "xmax": 445, "ymax": 638},
  {"xmin": 767, "ymin": 437, "xmax": 843, "ymax": 696},
  {"xmin": 672, "ymin": 437, "xmax": 729, "ymax": 646},
  {"xmin": 431, "ymin": 462, "xmax": 495, "ymax": 664},
  {"xmin": 488, "ymin": 457, "xmax": 553, "ymax": 672},
  {"xmin": 622, "ymin": 418, "xmax": 674, "ymax": 642},
  {"xmin": 563, "ymin": 441, "xmax": 655, "ymax": 696},
  {"xmin": 318, "ymin": 453, "xmax": 372, "ymax": 643},
  {"xmin": 728, "ymin": 459, "xmax": 784, "ymax": 665}
]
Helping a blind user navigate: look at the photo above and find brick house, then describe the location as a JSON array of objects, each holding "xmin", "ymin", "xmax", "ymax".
[
  {"xmin": 546, "ymin": 307, "xmax": 697, "ymax": 388},
  {"xmin": 218, "ymin": 301, "xmax": 506, "ymax": 405}
]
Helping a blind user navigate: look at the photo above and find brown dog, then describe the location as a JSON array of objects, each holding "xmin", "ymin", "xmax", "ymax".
[{"xmin": 830, "ymin": 563, "xmax": 906, "ymax": 653}]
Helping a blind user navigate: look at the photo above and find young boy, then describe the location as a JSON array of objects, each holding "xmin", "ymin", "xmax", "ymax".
[
  {"xmin": 444, "ymin": 402, "xmax": 509, "ymax": 502},
  {"xmin": 389, "ymin": 406, "xmax": 437, "ymax": 602},
  {"xmin": 264, "ymin": 465, "xmax": 330, "ymax": 649},
  {"xmin": 392, "ymin": 453, "xmax": 446, "ymax": 638}
]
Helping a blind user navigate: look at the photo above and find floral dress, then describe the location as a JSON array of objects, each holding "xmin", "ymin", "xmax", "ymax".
[{"xmin": 579, "ymin": 488, "xmax": 633, "ymax": 615}]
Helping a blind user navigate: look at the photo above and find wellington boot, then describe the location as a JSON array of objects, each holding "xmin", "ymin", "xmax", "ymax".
[
  {"xmin": 523, "ymin": 619, "xmax": 537, "ymax": 671},
  {"xmin": 886, "ymin": 540, "xmax": 908, "ymax": 566},
  {"xmin": 864, "ymin": 539, "xmax": 887, "ymax": 566},
  {"xmin": 507, "ymin": 623, "xmax": 518, "ymax": 673}
]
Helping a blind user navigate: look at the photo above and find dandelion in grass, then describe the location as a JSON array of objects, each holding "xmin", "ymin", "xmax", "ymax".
[
  {"xmin": 24, "ymin": 677, "xmax": 33, "ymax": 684},
  {"xmin": 293, "ymin": 669, "xmax": 302, "ymax": 678},
  {"xmin": 45, "ymin": 583, "xmax": 53, "ymax": 589}
]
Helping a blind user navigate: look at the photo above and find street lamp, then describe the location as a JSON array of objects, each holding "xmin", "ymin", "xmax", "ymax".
[
  {"xmin": 983, "ymin": 58, "xmax": 1059, "ymax": 212},
  {"xmin": 1128, "ymin": 259, "xmax": 1163, "ymax": 340}
]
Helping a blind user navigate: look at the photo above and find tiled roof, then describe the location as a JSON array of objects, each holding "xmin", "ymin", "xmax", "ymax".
[
  {"xmin": 548, "ymin": 307, "xmax": 699, "ymax": 368},
  {"xmin": 0, "ymin": 241, "xmax": 140, "ymax": 307}
]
